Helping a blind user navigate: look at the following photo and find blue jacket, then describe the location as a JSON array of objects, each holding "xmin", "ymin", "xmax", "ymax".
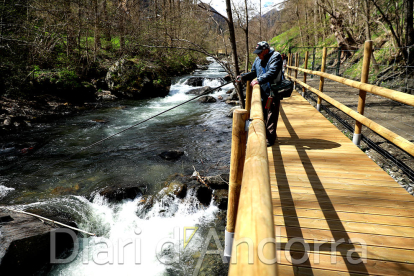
[{"xmin": 250, "ymin": 49, "xmax": 283, "ymax": 97}]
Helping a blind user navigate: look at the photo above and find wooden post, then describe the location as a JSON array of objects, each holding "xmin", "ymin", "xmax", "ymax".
[
  {"xmin": 229, "ymin": 84, "xmax": 277, "ymax": 276},
  {"xmin": 311, "ymin": 47, "xmax": 316, "ymax": 79},
  {"xmin": 289, "ymin": 53, "xmax": 293, "ymax": 77},
  {"xmin": 336, "ymin": 46, "xmax": 342, "ymax": 76},
  {"xmin": 353, "ymin": 40, "xmax": 372, "ymax": 146},
  {"xmin": 302, "ymin": 51, "xmax": 309, "ymax": 97},
  {"xmin": 225, "ymin": 109, "xmax": 248, "ymax": 260},
  {"xmin": 294, "ymin": 53, "xmax": 299, "ymax": 89},
  {"xmin": 317, "ymin": 47, "xmax": 327, "ymax": 111},
  {"xmin": 287, "ymin": 53, "xmax": 290, "ymax": 75},
  {"xmin": 286, "ymin": 53, "xmax": 292, "ymax": 76},
  {"xmin": 245, "ymin": 81, "xmax": 253, "ymax": 117}
]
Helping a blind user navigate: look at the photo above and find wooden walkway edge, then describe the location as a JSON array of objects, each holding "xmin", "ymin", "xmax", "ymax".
[{"xmin": 270, "ymin": 91, "xmax": 414, "ymax": 276}]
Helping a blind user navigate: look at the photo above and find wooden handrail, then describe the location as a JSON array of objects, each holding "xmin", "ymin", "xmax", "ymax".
[
  {"xmin": 287, "ymin": 65, "xmax": 414, "ymax": 107},
  {"xmin": 287, "ymin": 74, "xmax": 414, "ymax": 156},
  {"xmin": 228, "ymin": 84, "xmax": 277, "ymax": 275}
]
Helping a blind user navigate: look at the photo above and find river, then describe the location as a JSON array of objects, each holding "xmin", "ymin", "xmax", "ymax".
[{"xmin": 0, "ymin": 58, "xmax": 234, "ymax": 275}]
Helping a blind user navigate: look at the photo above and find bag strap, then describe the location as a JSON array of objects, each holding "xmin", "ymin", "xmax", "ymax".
[{"xmin": 275, "ymin": 69, "xmax": 283, "ymax": 84}]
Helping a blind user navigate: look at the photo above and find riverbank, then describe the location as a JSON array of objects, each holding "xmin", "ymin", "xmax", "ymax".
[{"xmin": 1, "ymin": 51, "xmax": 211, "ymax": 135}]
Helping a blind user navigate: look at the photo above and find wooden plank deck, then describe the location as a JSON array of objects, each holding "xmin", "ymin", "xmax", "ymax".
[{"xmin": 269, "ymin": 91, "xmax": 414, "ymax": 276}]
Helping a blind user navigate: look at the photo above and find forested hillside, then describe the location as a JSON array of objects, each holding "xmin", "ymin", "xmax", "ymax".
[
  {"xmin": 0, "ymin": 0, "xmax": 223, "ymax": 99},
  {"xmin": 1, "ymin": 0, "xmax": 413, "ymax": 100}
]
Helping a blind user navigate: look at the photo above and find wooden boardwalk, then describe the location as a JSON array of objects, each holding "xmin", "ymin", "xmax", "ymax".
[{"xmin": 269, "ymin": 91, "xmax": 414, "ymax": 275}]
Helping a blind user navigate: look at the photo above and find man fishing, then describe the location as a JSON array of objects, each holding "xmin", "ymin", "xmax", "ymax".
[{"xmin": 237, "ymin": 41, "xmax": 283, "ymax": 147}]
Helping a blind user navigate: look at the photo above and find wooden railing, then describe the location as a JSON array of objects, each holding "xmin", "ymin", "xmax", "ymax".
[
  {"xmin": 286, "ymin": 40, "xmax": 414, "ymax": 156},
  {"xmin": 225, "ymin": 81, "xmax": 278, "ymax": 275}
]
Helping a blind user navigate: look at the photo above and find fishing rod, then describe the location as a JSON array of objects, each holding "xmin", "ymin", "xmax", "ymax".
[{"xmin": 31, "ymin": 82, "xmax": 232, "ymax": 175}]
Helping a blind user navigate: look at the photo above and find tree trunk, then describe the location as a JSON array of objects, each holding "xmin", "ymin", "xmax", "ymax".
[
  {"xmin": 78, "ymin": 0, "xmax": 82, "ymax": 56},
  {"xmin": 405, "ymin": 0, "xmax": 414, "ymax": 64},
  {"xmin": 103, "ymin": 0, "xmax": 111, "ymax": 41},
  {"xmin": 363, "ymin": 0, "xmax": 379, "ymax": 73},
  {"xmin": 320, "ymin": 7, "xmax": 327, "ymax": 40},
  {"xmin": 314, "ymin": 0, "xmax": 318, "ymax": 45},
  {"xmin": 259, "ymin": 0, "xmax": 262, "ymax": 40},
  {"xmin": 94, "ymin": 0, "xmax": 101, "ymax": 61},
  {"xmin": 225, "ymin": 0, "xmax": 244, "ymax": 108},
  {"xmin": 369, "ymin": 0, "xmax": 401, "ymax": 47},
  {"xmin": 305, "ymin": 4, "xmax": 310, "ymax": 45},
  {"xmin": 119, "ymin": 0, "xmax": 125, "ymax": 52},
  {"xmin": 1, "ymin": 0, "xmax": 6, "ymax": 47},
  {"xmin": 296, "ymin": 4, "xmax": 304, "ymax": 45},
  {"xmin": 64, "ymin": 0, "xmax": 75, "ymax": 57},
  {"xmin": 244, "ymin": 0, "xmax": 249, "ymax": 72}
]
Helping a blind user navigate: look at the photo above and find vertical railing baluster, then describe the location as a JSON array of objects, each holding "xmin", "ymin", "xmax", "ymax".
[
  {"xmin": 303, "ymin": 51, "xmax": 309, "ymax": 97},
  {"xmin": 317, "ymin": 47, "xmax": 327, "ymax": 111},
  {"xmin": 353, "ymin": 40, "xmax": 373, "ymax": 146}
]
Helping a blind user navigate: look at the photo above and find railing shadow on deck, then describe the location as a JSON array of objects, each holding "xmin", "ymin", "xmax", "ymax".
[{"xmin": 271, "ymin": 106, "xmax": 369, "ymax": 274}]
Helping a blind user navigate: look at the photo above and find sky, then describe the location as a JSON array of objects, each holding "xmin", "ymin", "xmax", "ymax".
[{"xmin": 204, "ymin": 0, "xmax": 285, "ymax": 17}]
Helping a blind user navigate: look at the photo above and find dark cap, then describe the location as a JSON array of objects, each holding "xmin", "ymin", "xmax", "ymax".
[{"xmin": 253, "ymin": 41, "xmax": 270, "ymax": 54}]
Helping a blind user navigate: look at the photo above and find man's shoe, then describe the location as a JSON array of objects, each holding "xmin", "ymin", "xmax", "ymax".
[{"xmin": 267, "ymin": 141, "xmax": 274, "ymax": 147}]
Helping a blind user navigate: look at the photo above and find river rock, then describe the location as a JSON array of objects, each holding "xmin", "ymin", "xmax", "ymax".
[
  {"xmin": 0, "ymin": 211, "xmax": 75, "ymax": 275},
  {"xmin": 204, "ymin": 174, "xmax": 229, "ymax": 189},
  {"xmin": 106, "ymin": 58, "xmax": 171, "ymax": 99},
  {"xmin": 212, "ymin": 189, "xmax": 228, "ymax": 210},
  {"xmin": 227, "ymin": 106, "xmax": 242, "ymax": 118},
  {"xmin": 185, "ymin": 77, "xmax": 205, "ymax": 86},
  {"xmin": 165, "ymin": 181, "xmax": 187, "ymax": 199},
  {"xmin": 99, "ymin": 186, "xmax": 143, "ymax": 202},
  {"xmin": 226, "ymin": 88, "xmax": 235, "ymax": 94},
  {"xmin": 3, "ymin": 118, "xmax": 11, "ymax": 126},
  {"xmin": 225, "ymin": 100, "xmax": 239, "ymax": 105},
  {"xmin": 186, "ymin": 86, "xmax": 211, "ymax": 95},
  {"xmin": 197, "ymin": 65, "xmax": 209, "ymax": 70},
  {"xmin": 195, "ymin": 186, "xmax": 212, "ymax": 205},
  {"xmin": 159, "ymin": 150, "xmax": 184, "ymax": 160},
  {"xmin": 185, "ymin": 77, "xmax": 225, "ymax": 87},
  {"xmin": 198, "ymin": 96, "xmax": 217, "ymax": 103},
  {"xmin": 226, "ymin": 89, "xmax": 238, "ymax": 101},
  {"xmin": 96, "ymin": 90, "xmax": 117, "ymax": 101}
]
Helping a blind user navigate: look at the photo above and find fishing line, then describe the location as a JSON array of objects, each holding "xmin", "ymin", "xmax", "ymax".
[{"xmin": 30, "ymin": 82, "xmax": 232, "ymax": 175}]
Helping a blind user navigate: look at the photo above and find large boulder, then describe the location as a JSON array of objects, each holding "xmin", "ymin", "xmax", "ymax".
[
  {"xmin": 212, "ymin": 189, "xmax": 228, "ymax": 210},
  {"xmin": 159, "ymin": 150, "xmax": 184, "ymax": 161},
  {"xmin": 186, "ymin": 86, "xmax": 211, "ymax": 95},
  {"xmin": 99, "ymin": 186, "xmax": 143, "ymax": 202},
  {"xmin": 185, "ymin": 77, "xmax": 205, "ymax": 86},
  {"xmin": 185, "ymin": 77, "xmax": 225, "ymax": 87},
  {"xmin": 0, "ymin": 212, "xmax": 75, "ymax": 276},
  {"xmin": 198, "ymin": 96, "xmax": 217, "ymax": 103},
  {"xmin": 164, "ymin": 181, "xmax": 188, "ymax": 199},
  {"xmin": 197, "ymin": 65, "xmax": 209, "ymax": 70},
  {"xmin": 106, "ymin": 58, "xmax": 171, "ymax": 99},
  {"xmin": 96, "ymin": 90, "xmax": 117, "ymax": 101},
  {"xmin": 204, "ymin": 174, "xmax": 229, "ymax": 189},
  {"xmin": 195, "ymin": 186, "xmax": 212, "ymax": 205}
]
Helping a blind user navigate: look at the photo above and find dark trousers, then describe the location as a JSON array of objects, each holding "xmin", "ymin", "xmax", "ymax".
[{"xmin": 262, "ymin": 96, "xmax": 281, "ymax": 144}]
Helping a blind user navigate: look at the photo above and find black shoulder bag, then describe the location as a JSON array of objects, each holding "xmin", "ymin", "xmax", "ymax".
[{"xmin": 270, "ymin": 70, "xmax": 294, "ymax": 100}]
